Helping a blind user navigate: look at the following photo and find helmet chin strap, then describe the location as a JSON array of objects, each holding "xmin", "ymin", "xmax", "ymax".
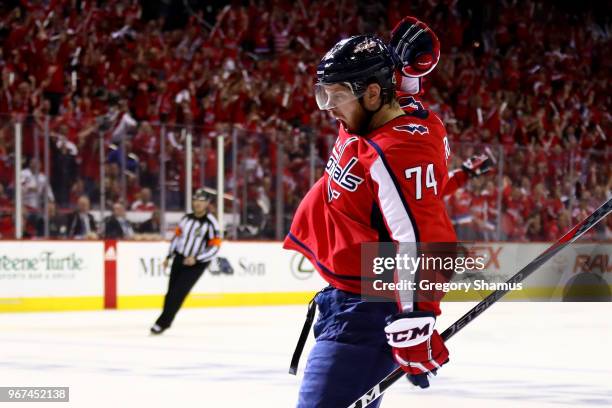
[{"xmin": 355, "ymin": 95, "xmax": 384, "ymax": 135}]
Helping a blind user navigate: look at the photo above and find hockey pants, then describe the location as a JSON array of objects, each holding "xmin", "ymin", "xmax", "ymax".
[{"xmin": 297, "ymin": 286, "xmax": 398, "ymax": 408}]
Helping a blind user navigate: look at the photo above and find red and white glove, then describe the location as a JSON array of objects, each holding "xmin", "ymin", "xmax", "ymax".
[
  {"xmin": 385, "ymin": 311, "xmax": 449, "ymax": 388},
  {"xmin": 389, "ymin": 16, "xmax": 441, "ymax": 78},
  {"xmin": 461, "ymin": 151, "xmax": 495, "ymax": 178}
]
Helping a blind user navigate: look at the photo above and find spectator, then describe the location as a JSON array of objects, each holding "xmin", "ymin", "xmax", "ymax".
[
  {"xmin": 21, "ymin": 158, "xmax": 54, "ymax": 212},
  {"xmin": 50, "ymin": 136, "xmax": 78, "ymax": 207},
  {"xmin": 137, "ymin": 208, "xmax": 161, "ymax": 235},
  {"xmin": 0, "ymin": 183, "xmax": 11, "ymax": 210},
  {"xmin": 66, "ymin": 195, "xmax": 98, "ymax": 239},
  {"xmin": 0, "ymin": 182, "xmax": 13, "ymax": 238},
  {"xmin": 525, "ymin": 213, "xmax": 545, "ymax": 241},
  {"xmin": 35, "ymin": 201, "xmax": 67, "ymax": 238},
  {"xmin": 41, "ymin": 48, "xmax": 65, "ymax": 116},
  {"xmin": 104, "ymin": 201, "xmax": 134, "ymax": 239},
  {"xmin": 131, "ymin": 187, "xmax": 155, "ymax": 211}
]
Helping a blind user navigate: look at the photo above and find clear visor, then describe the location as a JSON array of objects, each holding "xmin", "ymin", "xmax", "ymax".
[{"xmin": 314, "ymin": 82, "xmax": 363, "ymax": 110}]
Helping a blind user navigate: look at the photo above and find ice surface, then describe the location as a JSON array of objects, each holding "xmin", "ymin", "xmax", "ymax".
[{"xmin": 0, "ymin": 302, "xmax": 611, "ymax": 407}]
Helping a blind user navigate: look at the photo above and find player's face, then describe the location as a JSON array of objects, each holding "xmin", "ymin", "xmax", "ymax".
[{"xmin": 318, "ymin": 84, "xmax": 366, "ymax": 133}]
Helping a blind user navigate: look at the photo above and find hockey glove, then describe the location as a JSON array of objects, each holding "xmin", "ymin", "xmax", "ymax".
[
  {"xmin": 461, "ymin": 151, "xmax": 494, "ymax": 178},
  {"xmin": 390, "ymin": 16, "xmax": 440, "ymax": 78},
  {"xmin": 384, "ymin": 311, "xmax": 449, "ymax": 388}
]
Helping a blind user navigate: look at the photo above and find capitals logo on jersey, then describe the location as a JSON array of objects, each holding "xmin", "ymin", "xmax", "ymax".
[
  {"xmin": 325, "ymin": 136, "xmax": 364, "ymax": 202},
  {"xmin": 394, "ymin": 124, "xmax": 429, "ymax": 135}
]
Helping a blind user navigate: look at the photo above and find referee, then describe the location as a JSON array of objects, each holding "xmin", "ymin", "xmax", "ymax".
[{"xmin": 150, "ymin": 188, "xmax": 221, "ymax": 335}]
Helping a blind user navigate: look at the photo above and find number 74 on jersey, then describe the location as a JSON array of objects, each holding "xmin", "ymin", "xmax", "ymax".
[{"xmin": 404, "ymin": 135, "xmax": 450, "ymax": 200}]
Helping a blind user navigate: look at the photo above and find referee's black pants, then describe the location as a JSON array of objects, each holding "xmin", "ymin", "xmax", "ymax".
[{"xmin": 155, "ymin": 254, "xmax": 210, "ymax": 329}]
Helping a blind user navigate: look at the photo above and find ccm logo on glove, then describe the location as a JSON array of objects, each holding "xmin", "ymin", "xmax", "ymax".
[{"xmin": 384, "ymin": 314, "xmax": 435, "ymax": 347}]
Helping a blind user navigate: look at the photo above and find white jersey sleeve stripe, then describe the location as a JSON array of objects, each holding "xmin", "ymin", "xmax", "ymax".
[
  {"xmin": 369, "ymin": 156, "xmax": 417, "ymax": 243},
  {"xmin": 369, "ymin": 155, "xmax": 419, "ymax": 312},
  {"xmin": 196, "ymin": 245, "xmax": 219, "ymax": 263}
]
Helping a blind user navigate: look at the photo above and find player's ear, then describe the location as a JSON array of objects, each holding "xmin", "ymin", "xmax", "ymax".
[{"xmin": 364, "ymin": 83, "xmax": 381, "ymax": 109}]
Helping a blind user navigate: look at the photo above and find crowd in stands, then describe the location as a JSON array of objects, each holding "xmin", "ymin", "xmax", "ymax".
[{"xmin": 0, "ymin": 0, "xmax": 609, "ymax": 240}]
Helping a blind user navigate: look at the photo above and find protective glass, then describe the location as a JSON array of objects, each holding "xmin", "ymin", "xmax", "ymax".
[{"xmin": 314, "ymin": 82, "xmax": 364, "ymax": 110}]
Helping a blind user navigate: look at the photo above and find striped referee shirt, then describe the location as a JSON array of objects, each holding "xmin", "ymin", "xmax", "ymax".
[{"xmin": 167, "ymin": 212, "xmax": 221, "ymax": 263}]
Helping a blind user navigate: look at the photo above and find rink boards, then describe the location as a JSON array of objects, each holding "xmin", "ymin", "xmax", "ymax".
[
  {"xmin": 0, "ymin": 240, "xmax": 610, "ymax": 312},
  {"xmin": 0, "ymin": 241, "xmax": 325, "ymax": 312},
  {"xmin": 113, "ymin": 241, "xmax": 325, "ymax": 310}
]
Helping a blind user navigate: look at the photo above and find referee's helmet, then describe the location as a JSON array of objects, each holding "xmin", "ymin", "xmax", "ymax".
[{"xmin": 193, "ymin": 188, "xmax": 211, "ymax": 201}]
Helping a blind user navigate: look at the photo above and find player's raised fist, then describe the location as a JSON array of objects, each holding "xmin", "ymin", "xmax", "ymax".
[{"xmin": 390, "ymin": 16, "xmax": 440, "ymax": 78}]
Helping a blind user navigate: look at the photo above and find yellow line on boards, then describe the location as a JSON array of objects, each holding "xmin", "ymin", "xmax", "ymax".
[
  {"xmin": 0, "ymin": 297, "xmax": 104, "ymax": 312},
  {"xmin": 117, "ymin": 292, "xmax": 318, "ymax": 309},
  {"xmin": 6, "ymin": 285, "xmax": 603, "ymax": 312}
]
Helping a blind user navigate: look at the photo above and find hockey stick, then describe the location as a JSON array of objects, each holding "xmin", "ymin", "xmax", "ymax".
[{"xmin": 348, "ymin": 196, "xmax": 612, "ymax": 408}]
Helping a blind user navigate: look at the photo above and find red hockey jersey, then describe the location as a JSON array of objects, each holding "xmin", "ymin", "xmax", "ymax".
[{"xmin": 284, "ymin": 104, "xmax": 457, "ymax": 313}]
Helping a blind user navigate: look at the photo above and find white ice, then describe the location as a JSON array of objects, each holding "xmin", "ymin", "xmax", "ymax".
[{"xmin": 0, "ymin": 302, "xmax": 611, "ymax": 408}]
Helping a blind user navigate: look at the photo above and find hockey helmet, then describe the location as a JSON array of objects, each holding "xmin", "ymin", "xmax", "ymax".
[
  {"xmin": 315, "ymin": 35, "xmax": 396, "ymax": 110},
  {"xmin": 193, "ymin": 188, "xmax": 211, "ymax": 201}
]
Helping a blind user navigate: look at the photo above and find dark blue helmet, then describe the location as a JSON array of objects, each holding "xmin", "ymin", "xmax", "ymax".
[{"xmin": 316, "ymin": 35, "xmax": 396, "ymax": 106}]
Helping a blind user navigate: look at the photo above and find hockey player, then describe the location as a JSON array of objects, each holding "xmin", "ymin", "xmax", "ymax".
[
  {"xmin": 330, "ymin": 17, "xmax": 492, "ymax": 213},
  {"xmin": 284, "ymin": 35, "xmax": 456, "ymax": 408}
]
